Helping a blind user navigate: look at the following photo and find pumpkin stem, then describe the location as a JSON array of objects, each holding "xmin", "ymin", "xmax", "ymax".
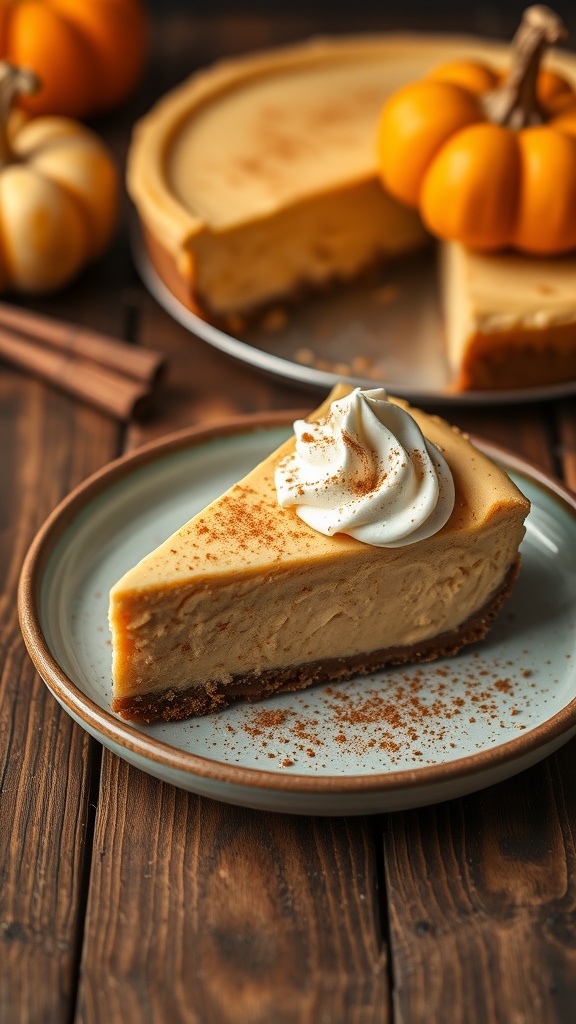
[
  {"xmin": 0, "ymin": 62, "xmax": 39, "ymax": 166},
  {"xmin": 483, "ymin": 5, "xmax": 567, "ymax": 129}
]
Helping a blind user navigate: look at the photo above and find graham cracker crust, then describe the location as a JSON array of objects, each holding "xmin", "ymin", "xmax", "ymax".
[
  {"xmin": 112, "ymin": 557, "xmax": 521, "ymax": 724},
  {"xmin": 459, "ymin": 329, "xmax": 576, "ymax": 390}
]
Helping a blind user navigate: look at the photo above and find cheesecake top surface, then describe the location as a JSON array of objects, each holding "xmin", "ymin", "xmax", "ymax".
[
  {"xmin": 111, "ymin": 388, "xmax": 529, "ymax": 597},
  {"xmin": 165, "ymin": 54, "xmax": 430, "ymax": 229}
]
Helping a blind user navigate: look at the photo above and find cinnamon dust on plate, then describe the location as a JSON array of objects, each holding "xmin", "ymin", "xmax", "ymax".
[{"xmin": 230, "ymin": 652, "xmax": 538, "ymax": 769}]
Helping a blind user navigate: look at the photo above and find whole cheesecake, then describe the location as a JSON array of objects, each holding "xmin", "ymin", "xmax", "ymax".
[
  {"xmin": 128, "ymin": 33, "xmax": 576, "ymax": 390},
  {"xmin": 109, "ymin": 386, "xmax": 530, "ymax": 724}
]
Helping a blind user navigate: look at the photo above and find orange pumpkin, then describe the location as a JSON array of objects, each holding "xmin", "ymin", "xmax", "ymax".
[
  {"xmin": 0, "ymin": 0, "xmax": 147, "ymax": 118},
  {"xmin": 376, "ymin": 6, "xmax": 576, "ymax": 255}
]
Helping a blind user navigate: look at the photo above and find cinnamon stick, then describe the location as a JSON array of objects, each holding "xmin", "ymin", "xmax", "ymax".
[
  {"xmin": 0, "ymin": 329, "xmax": 154, "ymax": 420},
  {"xmin": 0, "ymin": 301, "xmax": 166, "ymax": 386}
]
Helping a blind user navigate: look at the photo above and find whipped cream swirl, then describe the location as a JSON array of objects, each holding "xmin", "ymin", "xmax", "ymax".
[{"xmin": 275, "ymin": 388, "xmax": 455, "ymax": 547}]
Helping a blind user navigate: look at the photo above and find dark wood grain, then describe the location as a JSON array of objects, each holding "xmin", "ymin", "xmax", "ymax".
[
  {"xmin": 382, "ymin": 754, "xmax": 576, "ymax": 1024},
  {"xmin": 0, "ymin": 375, "xmax": 118, "ymax": 1022},
  {"xmin": 557, "ymin": 400, "xmax": 576, "ymax": 493},
  {"xmin": 76, "ymin": 755, "xmax": 388, "ymax": 1024}
]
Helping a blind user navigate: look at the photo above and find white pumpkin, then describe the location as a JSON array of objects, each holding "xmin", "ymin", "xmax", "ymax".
[{"xmin": 0, "ymin": 63, "xmax": 118, "ymax": 293}]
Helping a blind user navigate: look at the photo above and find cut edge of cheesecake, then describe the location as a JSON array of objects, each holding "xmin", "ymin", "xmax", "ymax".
[
  {"xmin": 109, "ymin": 385, "xmax": 530, "ymax": 724},
  {"xmin": 140, "ymin": 181, "xmax": 430, "ymax": 326},
  {"xmin": 111, "ymin": 557, "xmax": 521, "ymax": 724}
]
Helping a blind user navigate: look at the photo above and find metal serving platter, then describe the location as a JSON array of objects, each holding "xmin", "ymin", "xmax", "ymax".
[{"xmin": 134, "ymin": 237, "xmax": 576, "ymax": 407}]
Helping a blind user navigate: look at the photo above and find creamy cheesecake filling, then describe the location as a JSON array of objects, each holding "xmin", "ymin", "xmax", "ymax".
[
  {"xmin": 113, "ymin": 562, "xmax": 521, "ymax": 722},
  {"xmin": 188, "ymin": 180, "xmax": 427, "ymax": 318},
  {"xmin": 111, "ymin": 509, "xmax": 524, "ymax": 701}
]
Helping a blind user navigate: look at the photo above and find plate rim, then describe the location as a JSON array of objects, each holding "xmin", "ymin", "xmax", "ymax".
[{"xmin": 18, "ymin": 411, "xmax": 576, "ymax": 797}]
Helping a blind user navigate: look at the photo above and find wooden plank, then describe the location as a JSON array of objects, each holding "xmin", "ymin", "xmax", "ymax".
[
  {"xmin": 76, "ymin": 754, "xmax": 388, "ymax": 1024},
  {"xmin": 556, "ymin": 400, "xmax": 576, "ymax": 494},
  {"xmin": 0, "ymin": 79, "xmax": 140, "ymax": 1004},
  {"xmin": 0, "ymin": 373, "xmax": 119, "ymax": 1022},
  {"xmin": 382, "ymin": 757, "xmax": 576, "ymax": 1023}
]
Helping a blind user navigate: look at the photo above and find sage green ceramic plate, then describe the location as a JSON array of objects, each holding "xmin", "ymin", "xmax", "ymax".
[{"xmin": 19, "ymin": 415, "xmax": 576, "ymax": 816}]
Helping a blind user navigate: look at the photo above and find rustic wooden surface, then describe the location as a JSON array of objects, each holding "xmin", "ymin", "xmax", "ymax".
[{"xmin": 2, "ymin": 9, "xmax": 576, "ymax": 1023}]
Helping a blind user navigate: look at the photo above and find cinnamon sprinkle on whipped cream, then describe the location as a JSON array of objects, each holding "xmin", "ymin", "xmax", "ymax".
[{"xmin": 275, "ymin": 388, "xmax": 455, "ymax": 547}]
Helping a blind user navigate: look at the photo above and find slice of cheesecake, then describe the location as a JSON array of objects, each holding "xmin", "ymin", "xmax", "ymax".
[
  {"xmin": 109, "ymin": 386, "xmax": 529, "ymax": 724},
  {"xmin": 441, "ymin": 242, "xmax": 576, "ymax": 390}
]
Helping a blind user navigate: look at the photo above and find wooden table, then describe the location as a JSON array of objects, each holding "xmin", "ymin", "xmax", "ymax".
[{"xmin": 2, "ymin": 9, "xmax": 576, "ymax": 1022}]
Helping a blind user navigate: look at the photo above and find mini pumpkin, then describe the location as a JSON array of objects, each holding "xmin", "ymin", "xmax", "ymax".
[
  {"xmin": 0, "ymin": 0, "xmax": 147, "ymax": 118},
  {"xmin": 0, "ymin": 63, "xmax": 118, "ymax": 293},
  {"xmin": 376, "ymin": 5, "xmax": 576, "ymax": 255}
]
